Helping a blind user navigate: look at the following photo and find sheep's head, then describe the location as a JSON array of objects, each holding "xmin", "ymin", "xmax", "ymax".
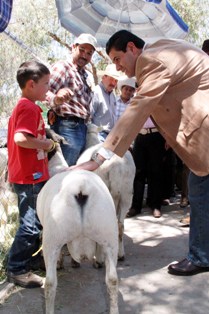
[
  {"xmin": 45, "ymin": 128, "xmax": 67, "ymax": 144},
  {"xmin": 46, "ymin": 129, "xmax": 69, "ymax": 177},
  {"xmin": 85, "ymin": 123, "xmax": 104, "ymax": 148},
  {"xmin": 87, "ymin": 123, "xmax": 103, "ymax": 135},
  {"xmin": 45, "ymin": 128, "xmax": 68, "ymax": 161}
]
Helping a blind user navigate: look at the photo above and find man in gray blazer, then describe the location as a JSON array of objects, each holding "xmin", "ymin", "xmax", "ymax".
[{"xmin": 70, "ymin": 30, "xmax": 209, "ymax": 276}]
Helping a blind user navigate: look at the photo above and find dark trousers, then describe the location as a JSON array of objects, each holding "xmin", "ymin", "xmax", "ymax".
[
  {"xmin": 175, "ymin": 155, "xmax": 190, "ymax": 199},
  {"xmin": 131, "ymin": 132, "xmax": 167, "ymax": 211},
  {"xmin": 7, "ymin": 182, "xmax": 45, "ymax": 274}
]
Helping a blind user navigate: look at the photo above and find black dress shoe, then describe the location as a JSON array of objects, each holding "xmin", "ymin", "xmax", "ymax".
[
  {"xmin": 168, "ymin": 258, "xmax": 209, "ymax": 276},
  {"xmin": 126, "ymin": 208, "xmax": 141, "ymax": 218}
]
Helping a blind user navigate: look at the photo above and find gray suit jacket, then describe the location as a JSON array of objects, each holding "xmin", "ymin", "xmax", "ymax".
[{"xmin": 103, "ymin": 39, "xmax": 209, "ymax": 176}]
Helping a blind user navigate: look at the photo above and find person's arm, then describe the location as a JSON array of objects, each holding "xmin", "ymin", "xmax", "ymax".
[
  {"xmin": 69, "ymin": 147, "xmax": 114, "ymax": 171},
  {"xmin": 53, "ymin": 88, "xmax": 74, "ymax": 106},
  {"xmin": 70, "ymin": 56, "xmax": 171, "ymax": 171},
  {"xmin": 103, "ymin": 56, "xmax": 171, "ymax": 157},
  {"xmin": 14, "ymin": 132, "xmax": 55, "ymax": 152},
  {"xmin": 46, "ymin": 61, "xmax": 74, "ymax": 108}
]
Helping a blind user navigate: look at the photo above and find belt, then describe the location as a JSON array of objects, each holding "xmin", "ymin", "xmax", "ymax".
[
  {"xmin": 139, "ymin": 127, "xmax": 158, "ymax": 135},
  {"xmin": 60, "ymin": 115, "xmax": 85, "ymax": 124}
]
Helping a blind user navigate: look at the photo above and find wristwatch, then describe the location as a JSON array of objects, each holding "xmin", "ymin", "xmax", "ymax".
[{"xmin": 91, "ymin": 152, "xmax": 104, "ymax": 166}]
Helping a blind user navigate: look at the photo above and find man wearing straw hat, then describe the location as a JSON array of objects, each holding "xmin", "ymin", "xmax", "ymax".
[
  {"xmin": 91, "ymin": 63, "xmax": 121, "ymax": 142},
  {"xmin": 115, "ymin": 76, "xmax": 136, "ymax": 120}
]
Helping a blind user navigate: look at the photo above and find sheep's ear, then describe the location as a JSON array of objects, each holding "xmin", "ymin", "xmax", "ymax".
[
  {"xmin": 58, "ymin": 136, "xmax": 68, "ymax": 145},
  {"xmin": 97, "ymin": 125, "xmax": 104, "ymax": 132},
  {"xmin": 87, "ymin": 122, "xmax": 97, "ymax": 130},
  {"xmin": 86, "ymin": 123, "xmax": 103, "ymax": 133},
  {"xmin": 45, "ymin": 128, "xmax": 68, "ymax": 144}
]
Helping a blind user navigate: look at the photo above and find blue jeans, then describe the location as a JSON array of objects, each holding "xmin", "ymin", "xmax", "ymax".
[
  {"xmin": 51, "ymin": 116, "xmax": 87, "ymax": 166},
  {"xmin": 7, "ymin": 182, "xmax": 45, "ymax": 274},
  {"xmin": 187, "ymin": 172, "xmax": 209, "ymax": 266}
]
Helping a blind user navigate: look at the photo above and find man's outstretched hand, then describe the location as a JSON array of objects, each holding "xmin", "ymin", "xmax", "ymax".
[{"xmin": 68, "ymin": 160, "xmax": 100, "ymax": 172}]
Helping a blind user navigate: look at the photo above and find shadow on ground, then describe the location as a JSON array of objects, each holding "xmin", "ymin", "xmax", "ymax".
[{"xmin": 1, "ymin": 203, "xmax": 208, "ymax": 314}]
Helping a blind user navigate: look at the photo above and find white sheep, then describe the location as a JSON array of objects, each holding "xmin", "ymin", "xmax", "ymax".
[
  {"xmin": 85, "ymin": 123, "xmax": 103, "ymax": 149},
  {"xmin": 77, "ymin": 125, "xmax": 136, "ymax": 260},
  {"xmin": 37, "ymin": 169, "xmax": 119, "ymax": 314},
  {"xmin": 45, "ymin": 128, "xmax": 69, "ymax": 177},
  {"xmin": 47, "ymin": 142, "xmax": 68, "ymax": 177}
]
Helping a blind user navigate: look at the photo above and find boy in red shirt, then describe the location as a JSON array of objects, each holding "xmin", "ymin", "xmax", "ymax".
[{"xmin": 7, "ymin": 60, "xmax": 54, "ymax": 288}]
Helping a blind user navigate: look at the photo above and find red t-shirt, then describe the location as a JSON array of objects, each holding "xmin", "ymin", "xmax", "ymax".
[{"xmin": 7, "ymin": 98, "xmax": 50, "ymax": 184}]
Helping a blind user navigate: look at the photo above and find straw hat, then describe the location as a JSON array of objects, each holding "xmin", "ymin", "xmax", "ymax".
[
  {"xmin": 117, "ymin": 76, "xmax": 136, "ymax": 90},
  {"xmin": 98, "ymin": 64, "xmax": 122, "ymax": 80}
]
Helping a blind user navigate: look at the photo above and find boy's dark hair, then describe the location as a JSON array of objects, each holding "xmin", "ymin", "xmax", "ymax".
[
  {"xmin": 106, "ymin": 30, "xmax": 145, "ymax": 55},
  {"xmin": 17, "ymin": 60, "xmax": 50, "ymax": 89}
]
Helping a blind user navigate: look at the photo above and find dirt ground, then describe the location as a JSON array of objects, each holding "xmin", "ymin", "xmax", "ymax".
[{"xmin": 0, "ymin": 200, "xmax": 209, "ymax": 314}]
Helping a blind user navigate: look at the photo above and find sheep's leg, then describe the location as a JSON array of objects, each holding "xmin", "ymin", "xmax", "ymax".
[
  {"xmin": 93, "ymin": 243, "xmax": 105, "ymax": 268},
  {"xmin": 116, "ymin": 201, "xmax": 125, "ymax": 260},
  {"xmin": 118, "ymin": 221, "xmax": 125, "ymax": 261},
  {"xmin": 113, "ymin": 198, "xmax": 125, "ymax": 261},
  {"xmin": 104, "ymin": 247, "xmax": 119, "ymax": 314},
  {"xmin": 43, "ymin": 243, "xmax": 62, "ymax": 314},
  {"xmin": 117, "ymin": 193, "xmax": 132, "ymax": 260}
]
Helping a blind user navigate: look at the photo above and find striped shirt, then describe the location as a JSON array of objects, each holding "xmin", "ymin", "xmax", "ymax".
[
  {"xmin": 115, "ymin": 97, "xmax": 131, "ymax": 121},
  {"xmin": 47, "ymin": 59, "xmax": 93, "ymax": 120}
]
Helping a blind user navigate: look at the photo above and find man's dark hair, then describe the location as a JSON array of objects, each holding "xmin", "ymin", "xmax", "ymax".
[
  {"xmin": 202, "ymin": 39, "xmax": 209, "ymax": 53},
  {"xmin": 106, "ymin": 30, "xmax": 145, "ymax": 55},
  {"xmin": 17, "ymin": 60, "xmax": 50, "ymax": 89}
]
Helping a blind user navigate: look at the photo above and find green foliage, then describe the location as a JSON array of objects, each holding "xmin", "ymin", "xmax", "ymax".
[
  {"xmin": 169, "ymin": 0, "xmax": 209, "ymax": 46},
  {"xmin": 0, "ymin": 0, "xmax": 73, "ymax": 114},
  {"xmin": 0, "ymin": 211, "xmax": 19, "ymax": 281}
]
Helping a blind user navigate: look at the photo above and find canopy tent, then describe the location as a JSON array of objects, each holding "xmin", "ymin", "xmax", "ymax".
[
  {"xmin": 55, "ymin": 0, "xmax": 189, "ymax": 47},
  {"xmin": 0, "ymin": 0, "xmax": 13, "ymax": 32}
]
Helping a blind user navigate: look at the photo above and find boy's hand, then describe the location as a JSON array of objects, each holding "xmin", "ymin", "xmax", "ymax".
[{"xmin": 45, "ymin": 139, "xmax": 56, "ymax": 152}]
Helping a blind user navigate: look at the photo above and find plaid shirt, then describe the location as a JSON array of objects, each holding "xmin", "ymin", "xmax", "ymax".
[
  {"xmin": 115, "ymin": 96, "xmax": 131, "ymax": 121},
  {"xmin": 47, "ymin": 59, "xmax": 93, "ymax": 120},
  {"xmin": 0, "ymin": 0, "xmax": 13, "ymax": 32}
]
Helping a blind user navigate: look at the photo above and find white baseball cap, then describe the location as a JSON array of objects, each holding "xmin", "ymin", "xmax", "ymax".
[
  {"xmin": 117, "ymin": 76, "xmax": 136, "ymax": 90},
  {"xmin": 74, "ymin": 33, "xmax": 97, "ymax": 50}
]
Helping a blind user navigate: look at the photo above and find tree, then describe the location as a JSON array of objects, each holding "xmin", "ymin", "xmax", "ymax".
[
  {"xmin": 0, "ymin": 0, "xmax": 72, "ymax": 115},
  {"xmin": 169, "ymin": 0, "xmax": 209, "ymax": 45}
]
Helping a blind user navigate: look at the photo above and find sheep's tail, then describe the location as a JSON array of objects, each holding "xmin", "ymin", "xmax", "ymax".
[{"xmin": 74, "ymin": 192, "xmax": 88, "ymax": 218}]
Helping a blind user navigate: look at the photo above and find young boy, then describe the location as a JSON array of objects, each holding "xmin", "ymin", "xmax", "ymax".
[{"xmin": 7, "ymin": 60, "xmax": 55, "ymax": 288}]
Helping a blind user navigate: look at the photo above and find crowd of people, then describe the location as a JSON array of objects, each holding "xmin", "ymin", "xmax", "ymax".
[{"xmin": 6, "ymin": 32, "xmax": 209, "ymax": 289}]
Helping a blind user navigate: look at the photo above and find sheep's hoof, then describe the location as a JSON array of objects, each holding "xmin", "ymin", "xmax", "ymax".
[
  {"xmin": 93, "ymin": 260, "xmax": 103, "ymax": 269},
  {"xmin": 71, "ymin": 258, "xmax": 80, "ymax": 268},
  {"xmin": 118, "ymin": 255, "xmax": 125, "ymax": 262}
]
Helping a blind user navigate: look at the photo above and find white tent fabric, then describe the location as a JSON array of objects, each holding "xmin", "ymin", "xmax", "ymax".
[{"xmin": 55, "ymin": 0, "xmax": 188, "ymax": 47}]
